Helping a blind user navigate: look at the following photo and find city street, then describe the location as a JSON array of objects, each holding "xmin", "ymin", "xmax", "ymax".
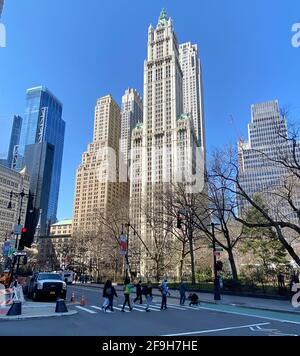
[{"xmin": 0, "ymin": 285, "xmax": 299, "ymax": 336}]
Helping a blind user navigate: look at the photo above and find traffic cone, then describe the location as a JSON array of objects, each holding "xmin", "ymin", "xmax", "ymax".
[
  {"xmin": 80, "ymin": 295, "xmax": 86, "ymax": 306},
  {"xmin": 70, "ymin": 292, "xmax": 76, "ymax": 303}
]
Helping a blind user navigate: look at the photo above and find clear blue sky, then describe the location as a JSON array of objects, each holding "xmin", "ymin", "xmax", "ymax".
[{"xmin": 0, "ymin": 0, "xmax": 299, "ymax": 220}]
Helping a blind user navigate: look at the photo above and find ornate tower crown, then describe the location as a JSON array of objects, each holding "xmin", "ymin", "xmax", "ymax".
[{"xmin": 157, "ymin": 8, "xmax": 169, "ymax": 27}]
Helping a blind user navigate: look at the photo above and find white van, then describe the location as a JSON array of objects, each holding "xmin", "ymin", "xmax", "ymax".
[{"xmin": 59, "ymin": 271, "xmax": 74, "ymax": 285}]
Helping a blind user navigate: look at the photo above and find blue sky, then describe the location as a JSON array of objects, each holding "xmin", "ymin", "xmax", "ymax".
[{"xmin": 0, "ymin": 0, "xmax": 299, "ymax": 220}]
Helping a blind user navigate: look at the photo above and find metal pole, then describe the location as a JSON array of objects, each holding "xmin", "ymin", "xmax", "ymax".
[{"xmin": 212, "ymin": 223, "xmax": 221, "ymax": 301}]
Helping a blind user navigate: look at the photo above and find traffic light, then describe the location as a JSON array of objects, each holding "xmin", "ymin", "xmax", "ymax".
[
  {"xmin": 216, "ymin": 261, "xmax": 223, "ymax": 271},
  {"xmin": 177, "ymin": 214, "xmax": 183, "ymax": 229},
  {"xmin": 18, "ymin": 228, "xmax": 28, "ymax": 251}
]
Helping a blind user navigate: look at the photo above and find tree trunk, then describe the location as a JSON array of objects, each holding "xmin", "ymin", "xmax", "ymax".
[
  {"xmin": 276, "ymin": 226, "xmax": 300, "ymax": 267},
  {"xmin": 188, "ymin": 222, "xmax": 196, "ymax": 285},
  {"xmin": 179, "ymin": 242, "xmax": 186, "ymax": 281},
  {"xmin": 227, "ymin": 248, "xmax": 239, "ymax": 281}
]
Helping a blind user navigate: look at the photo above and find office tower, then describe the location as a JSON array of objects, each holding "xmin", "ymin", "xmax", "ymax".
[
  {"xmin": 16, "ymin": 86, "xmax": 65, "ymax": 234},
  {"xmin": 238, "ymin": 100, "xmax": 300, "ymax": 219},
  {"xmin": 0, "ymin": 164, "xmax": 29, "ymax": 245},
  {"xmin": 73, "ymin": 95, "xmax": 128, "ymax": 233},
  {"xmin": 129, "ymin": 10, "xmax": 199, "ymax": 277},
  {"xmin": 7, "ymin": 115, "xmax": 22, "ymax": 169},
  {"xmin": 120, "ymin": 88, "xmax": 143, "ymax": 165},
  {"xmin": 0, "ymin": 0, "xmax": 4, "ymax": 18},
  {"xmin": 179, "ymin": 42, "xmax": 205, "ymax": 150}
]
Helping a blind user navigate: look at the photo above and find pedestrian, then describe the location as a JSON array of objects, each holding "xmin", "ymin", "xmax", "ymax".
[
  {"xmin": 102, "ymin": 280, "xmax": 111, "ymax": 312},
  {"xmin": 121, "ymin": 277, "xmax": 133, "ymax": 312},
  {"xmin": 160, "ymin": 278, "xmax": 170, "ymax": 310},
  {"xmin": 106, "ymin": 281, "xmax": 118, "ymax": 312},
  {"xmin": 143, "ymin": 281, "xmax": 153, "ymax": 312},
  {"xmin": 133, "ymin": 280, "xmax": 143, "ymax": 305},
  {"xmin": 179, "ymin": 280, "xmax": 188, "ymax": 305}
]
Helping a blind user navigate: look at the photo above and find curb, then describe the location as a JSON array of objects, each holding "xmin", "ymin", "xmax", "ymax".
[
  {"xmin": 0, "ymin": 310, "xmax": 78, "ymax": 321},
  {"xmin": 73, "ymin": 284, "xmax": 300, "ymax": 316}
]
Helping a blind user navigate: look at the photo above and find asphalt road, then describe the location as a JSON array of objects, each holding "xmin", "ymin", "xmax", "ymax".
[{"xmin": 0, "ymin": 285, "xmax": 299, "ymax": 336}]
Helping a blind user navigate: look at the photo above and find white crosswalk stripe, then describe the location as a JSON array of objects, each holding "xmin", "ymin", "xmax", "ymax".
[
  {"xmin": 75, "ymin": 306, "xmax": 97, "ymax": 314},
  {"xmin": 151, "ymin": 303, "xmax": 186, "ymax": 311},
  {"xmin": 132, "ymin": 304, "xmax": 160, "ymax": 312},
  {"xmin": 91, "ymin": 306, "xmax": 103, "ymax": 311}
]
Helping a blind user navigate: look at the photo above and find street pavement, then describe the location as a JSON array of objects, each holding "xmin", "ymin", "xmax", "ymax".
[{"xmin": 0, "ymin": 285, "xmax": 299, "ymax": 336}]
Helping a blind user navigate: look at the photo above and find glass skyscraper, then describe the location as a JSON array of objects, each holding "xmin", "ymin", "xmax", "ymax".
[{"xmin": 16, "ymin": 86, "xmax": 65, "ymax": 235}]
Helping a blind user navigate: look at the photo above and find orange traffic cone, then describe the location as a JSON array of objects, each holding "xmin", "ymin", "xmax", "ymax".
[
  {"xmin": 80, "ymin": 295, "xmax": 86, "ymax": 306},
  {"xmin": 70, "ymin": 292, "xmax": 76, "ymax": 303}
]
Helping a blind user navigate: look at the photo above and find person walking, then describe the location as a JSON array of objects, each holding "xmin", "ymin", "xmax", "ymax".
[
  {"xmin": 179, "ymin": 280, "xmax": 188, "ymax": 305},
  {"xmin": 133, "ymin": 280, "xmax": 143, "ymax": 305},
  {"xmin": 121, "ymin": 277, "xmax": 133, "ymax": 312},
  {"xmin": 106, "ymin": 282, "xmax": 118, "ymax": 312},
  {"xmin": 160, "ymin": 278, "xmax": 170, "ymax": 310},
  {"xmin": 102, "ymin": 280, "xmax": 111, "ymax": 312},
  {"xmin": 144, "ymin": 281, "xmax": 153, "ymax": 312}
]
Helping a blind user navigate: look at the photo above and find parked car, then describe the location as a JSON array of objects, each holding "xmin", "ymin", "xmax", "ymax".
[
  {"xmin": 59, "ymin": 270, "xmax": 74, "ymax": 285},
  {"xmin": 27, "ymin": 272, "xmax": 67, "ymax": 301}
]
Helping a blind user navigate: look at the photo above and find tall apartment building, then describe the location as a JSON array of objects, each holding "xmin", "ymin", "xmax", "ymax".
[
  {"xmin": 16, "ymin": 86, "xmax": 65, "ymax": 235},
  {"xmin": 120, "ymin": 89, "xmax": 143, "ymax": 166},
  {"xmin": 73, "ymin": 95, "xmax": 128, "ymax": 233},
  {"xmin": 238, "ymin": 100, "xmax": 300, "ymax": 220},
  {"xmin": 130, "ymin": 10, "xmax": 199, "ymax": 277},
  {"xmin": 179, "ymin": 42, "xmax": 205, "ymax": 150},
  {"xmin": 0, "ymin": 164, "xmax": 30, "ymax": 245}
]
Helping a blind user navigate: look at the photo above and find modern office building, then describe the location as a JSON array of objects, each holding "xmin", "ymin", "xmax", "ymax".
[
  {"xmin": 16, "ymin": 86, "xmax": 65, "ymax": 235},
  {"xmin": 129, "ymin": 10, "xmax": 199, "ymax": 277},
  {"xmin": 120, "ymin": 88, "xmax": 143, "ymax": 166},
  {"xmin": 73, "ymin": 95, "xmax": 129, "ymax": 233},
  {"xmin": 0, "ymin": 163, "xmax": 30, "ymax": 245},
  {"xmin": 0, "ymin": 0, "xmax": 4, "ymax": 18},
  {"xmin": 179, "ymin": 42, "xmax": 205, "ymax": 150},
  {"xmin": 238, "ymin": 100, "xmax": 300, "ymax": 220},
  {"xmin": 7, "ymin": 115, "xmax": 22, "ymax": 169}
]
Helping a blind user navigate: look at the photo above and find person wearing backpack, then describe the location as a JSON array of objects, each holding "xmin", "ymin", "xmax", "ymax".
[
  {"xmin": 106, "ymin": 282, "xmax": 118, "ymax": 312},
  {"xmin": 121, "ymin": 277, "xmax": 133, "ymax": 312},
  {"xmin": 143, "ymin": 281, "xmax": 153, "ymax": 312},
  {"xmin": 133, "ymin": 280, "xmax": 143, "ymax": 305},
  {"xmin": 102, "ymin": 280, "xmax": 111, "ymax": 312}
]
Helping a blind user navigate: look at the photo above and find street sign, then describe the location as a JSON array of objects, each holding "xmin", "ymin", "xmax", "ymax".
[
  {"xmin": 13, "ymin": 224, "xmax": 22, "ymax": 235},
  {"xmin": 209, "ymin": 244, "xmax": 223, "ymax": 252},
  {"xmin": 119, "ymin": 234, "xmax": 128, "ymax": 256},
  {"xmin": 13, "ymin": 251, "xmax": 27, "ymax": 257}
]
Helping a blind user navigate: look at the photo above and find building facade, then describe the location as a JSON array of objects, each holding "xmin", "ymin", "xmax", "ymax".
[
  {"xmin": 129, "ymin": 10, "xmax": 199, "ymax": 277},
  {"xmin": 120, "ymin": 88, "xmax": 143, "ymax": 166},
  {"xmin": 238, "ymin": 100, "xmax": 300, "ymax": 220},
  {"xmin": 179, "ymin": 42, "xmax": 205, "ymax": 150},
  {"xmin": 16, "ymin": 86, "xmax": 65, "ymax": 234},
  {"xmin": 50, "ymin": 219, "xmax": 72, "ymax": 236},
  {"xmin": 0, "ymin": 0, "xmax": 3, "ymax": 18},
  {"xmin": 73, "ymin": 95, "xmax": 128, "ymax": 233},
  {"xmin": 0, "ymin": 164, "xmax": 30, "ymax": 246}
]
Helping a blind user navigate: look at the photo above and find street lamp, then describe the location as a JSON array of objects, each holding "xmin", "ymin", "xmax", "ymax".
[
  {"xmin": 121, "ymin": 222, "xmax": 137, "ymax": 280},
  {"xmin": 209, "ymin": 222, "xmax": 221, "ymax": 301}
]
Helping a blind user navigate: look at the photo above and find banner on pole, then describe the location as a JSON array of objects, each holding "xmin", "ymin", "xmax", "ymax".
[{"xmin": 119, "ymin": 234, "xmax": 128, "ymax": 256}]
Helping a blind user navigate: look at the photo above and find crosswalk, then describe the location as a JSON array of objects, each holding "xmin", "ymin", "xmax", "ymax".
[{"xmin": 74, "ymin": 301, "xmax": 202, "ymax": 315}]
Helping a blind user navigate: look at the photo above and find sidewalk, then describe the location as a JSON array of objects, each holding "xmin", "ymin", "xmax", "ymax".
[
  {"xmin": 0, "ymin": 301, "xmax": 77, "ymax": 321},
  {"xmin": 75, "ymin": 283, "xmax": 300, "ymax": 315}
]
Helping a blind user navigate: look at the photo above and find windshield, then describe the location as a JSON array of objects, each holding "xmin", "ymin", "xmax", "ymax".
[{"xmin": 38, "ymin": 274, "xmax": 62, "ymax": 281}]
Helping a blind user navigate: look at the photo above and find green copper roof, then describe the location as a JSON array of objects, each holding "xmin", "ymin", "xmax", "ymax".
[
  {"xmin": 52, "ymin": 219, "xmax": 72, "ymax": 226},
  {"xmin": 158, "ymin": 8, "xmax": 169, "ymax": 27},
  {"xmin": 177, "ymin": 113, "xmax": 191, "ymax": 121},
  {"xmin": 135, "ymin": 121, "xmax": 144, "ymax": 130}
]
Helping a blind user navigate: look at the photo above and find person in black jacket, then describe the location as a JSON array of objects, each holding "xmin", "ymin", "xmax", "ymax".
[
  {"xmin": 105, "ymin": 281, "xmax": 118, "ymax": 312},
  {"xmin": 133, "ymin": 280, "xmax": 143, "ymax": 305},
  {"xmin": 144, "ymin": 281, "xmax": 153, "ymax": 312},
  {"xmin": 102, "ymin": 280, "xmax": 111, "ymax": 311}
]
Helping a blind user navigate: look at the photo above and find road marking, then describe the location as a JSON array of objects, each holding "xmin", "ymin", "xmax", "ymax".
[
  {"xmin": 151, "ymin": 303, "xmax": 186, "ymax": 311},
  {"xmin": 75, "ymin": 306, "xmax": 97, "ymax": 314},
  {"xmin": 132, "ymin": 305, "xmax": 160, "ymax": 312},
  {"xmin": 198, "ymin": 305, "xmax": 300, "ymax": 325},
  {"xmin": 114, "ymin": 306, "xmax": 129, "ymax": 312},
  {"xmin": 91, "ymin": 306, "xmax": 103, "ymax": 311},
  {"xmin": 163, "ymin": 322, "xmax": 271, "ymax": 336}
]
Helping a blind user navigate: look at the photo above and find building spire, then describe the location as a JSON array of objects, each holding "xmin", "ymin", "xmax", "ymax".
[{"xmin": 158, "ymin": 8, "xmax": 169, "ymax": 27}]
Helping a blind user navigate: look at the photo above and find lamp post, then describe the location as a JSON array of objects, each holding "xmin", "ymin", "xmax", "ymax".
[
  {"xmin": 7, "ymin": 189, "xmax": 34, "ymax": 284},
  {"xmin": 209, "ymin": 222, "xmax": 221, "ymax": 301},
  {"xmin": 120, "ymin": 222, "xmax": 137, "ymax": 280}
]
